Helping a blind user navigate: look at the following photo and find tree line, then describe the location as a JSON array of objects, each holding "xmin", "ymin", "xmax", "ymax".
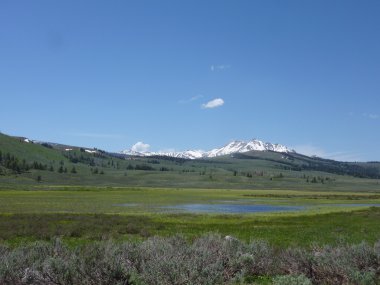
[
  {"xmin": 0, "ymin": 151, "xmax": 77, "ymax": 175},
  {"xmin": 0, "ymin": 150, "xmax": 47, "ymax": 174}
]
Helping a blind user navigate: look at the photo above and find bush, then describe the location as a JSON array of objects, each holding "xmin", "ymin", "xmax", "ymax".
[
  {"xmin": 242, "ymin": 240, "xmax": 277, "ymax": 276},
  {"xmin": 373, "ymin": 239, "xmax": 380, "ymax": 259},
  {"xmin": 77, "ymin": 241, "xmax": 135, "ymax": 284},
  {"xmin": 310, "ymin": 242, "xmax": 378, "ymax": 285},
  {"xmin": 136, "ymin": 236, "xmax": 192, "ymax": 284},
  {"xmin": 279, "ymin": 247, "xmax": 314, "ymax": 277},
  {"xmin": 0, "ymin": 239, "xmax": 136, "ymax": 285},
  {"xmin": 272, "ymin": 274, "xmax": 312, "ymax": 285},
  {"xmin": 136, "ymin": 234, "xmax": 232, "ymax": 284},
  {"xmin": 190, "ymin": 234, "xmax": 235, "ymax": 283},
  {"xmin": 349, "ymin": 270, "xmax": 377, "ymax": 285}
]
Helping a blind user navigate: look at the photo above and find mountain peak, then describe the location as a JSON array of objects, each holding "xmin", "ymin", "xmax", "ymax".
[{"xmin": 121, "ymin": 138, "xmax": 294, "ymax": 159}]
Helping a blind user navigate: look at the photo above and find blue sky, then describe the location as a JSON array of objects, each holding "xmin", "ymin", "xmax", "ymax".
[{"xmin": 1, "ymin": 1, "xmax": 379, "ymax": 161}]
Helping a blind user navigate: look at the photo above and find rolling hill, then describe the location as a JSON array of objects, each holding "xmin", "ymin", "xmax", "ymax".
[{"xmin": 0, "ymin": 132, "xmax": 380, "ymax": 190}]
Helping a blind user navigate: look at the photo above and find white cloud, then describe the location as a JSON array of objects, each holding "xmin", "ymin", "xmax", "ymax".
[
  {"xmin": 210, "ymin": 64, "xmax": 231, "ymax": 72},
  {"xmin": 131, "ymin": 142, "xmax": 150, "ymax": 153},
  {"xmin": 179, "ymin": 94, "xmax": 203, "ymax": 104},
  {"xmin": 201, "ymin": 98, "xmax": 224, "ymax": 109}
]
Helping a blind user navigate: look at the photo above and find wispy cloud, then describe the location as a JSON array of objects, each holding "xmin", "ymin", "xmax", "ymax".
[
  {"xmin": 131, "ymin": 142, "xmax": 150, "ymax": 153},
  {"xmin": 369, "ymin": 114, "xmax": 379, "ymax": 119},
  {"xmin": 210, "ymin": 64, "xmax": 231, "ymax": 72},
  {"xmin": 326, "ymin": 151, "xmax": 364, "ymax": 162},
  {"xmin": 292, "ymin": 145, "xmax": 326, "ymax": 158},
  {"xmin": 201, "ymin": 98, "xmax": 225, "ymax": 109},
  {"xmin": 359, "ymin": 113, "xmax": 379, "ymax": 120},
  {"xmin": 158, "ymin": 148, "xmax": 176, "ymax": 153},
  {"xmin": 66, "ymin": 132, "xmax": 124, "ymax": 139},
  {"xmin": 293, "ymin": 144, "xmax": 363, "ymax": 162},
  {"xmin": 179, "ymin": 94, "xmax": 203, "ymax": 104}
]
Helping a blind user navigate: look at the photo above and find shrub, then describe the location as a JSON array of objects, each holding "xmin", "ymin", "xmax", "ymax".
[
  {"xmin": 279, "ymin": 247, "xmax": 314, "ymax": 277},
  {"xmin": 374, "ymin": 239, "xmax": 380, "ymax": 259},
  {"xmin": 136, "ymin": 235, "xmax": 192, "ymax": 284},
  {"xmin": 77, "ymin": 241, "xmax": 135, "ymax": 285},
  {"xmin": 136, "ymin": 234, "xmax": 245, "ymax": 284},
  {"xmin": 0, "ymin": 241, "xmax": 53, "ymax": 283},
  {"xmin": 190, "ymin": 234, "xmax": 233, "ymax": 283},
  {"xmin": 242, "ymin": 240, "xmax": 277, "ymax": 276},
  {"xmin": 272, "ymin": 274, "xmax": 312, "ymax": 285},
  {"xmin": 0, "ymin": 239, "xmax": 136, "ymax": 285},
  {"xmin": 310, "ymin": 242, "xmax": 378, "ymax": 285},
  {"xmin": 349, "ymin": 270, "xmax": 377, "ymax": 285}
]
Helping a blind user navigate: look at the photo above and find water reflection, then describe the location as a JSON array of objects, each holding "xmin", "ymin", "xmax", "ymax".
[{"xmin": 162, "ymin": 203, "xmax": 304, "ymax": 213}]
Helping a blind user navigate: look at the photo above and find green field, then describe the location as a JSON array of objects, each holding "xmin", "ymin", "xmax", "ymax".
[{"xmin": 1, "ymin": 187, "xmax": 380, "ymax": 247}]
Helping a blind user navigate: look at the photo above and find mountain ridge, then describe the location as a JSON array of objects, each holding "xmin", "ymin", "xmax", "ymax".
[
  {"xmin": 121, "ymin": 139, "xmax": 295, "ymax": 159},
  {"xmin": 1, "ymin": 132, "xmax": 380, "ymax": 187}
]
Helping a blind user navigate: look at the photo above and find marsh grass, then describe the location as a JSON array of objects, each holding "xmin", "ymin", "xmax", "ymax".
[
  {"xmin": 1, "ymin": 187, "xmax": 380, "ymax": 247},
  {"xmin": 1, "ymin": 207, "xmax": 380, "ymax": 247},
  {"xmin": 1, "ymin": 188, "xmax": 380, "ymax": 215}
]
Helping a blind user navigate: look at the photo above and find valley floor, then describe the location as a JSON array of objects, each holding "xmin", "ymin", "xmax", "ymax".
[{"xmin": 1, "ymin": 186, "xmax": 380, "ymax": 247}]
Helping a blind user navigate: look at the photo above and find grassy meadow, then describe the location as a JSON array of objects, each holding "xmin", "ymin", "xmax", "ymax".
[{"xmin": 1, "ymin": 186, "xmax": 380, "ymax": 248}]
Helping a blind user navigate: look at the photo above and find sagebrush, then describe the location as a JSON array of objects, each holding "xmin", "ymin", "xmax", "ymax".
[{"xmin": 0, "ymin": 234, "xmax": 379, "ymax": 284}]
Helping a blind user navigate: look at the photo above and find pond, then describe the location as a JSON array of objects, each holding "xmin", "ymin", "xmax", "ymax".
[
  {"xmin": 113, "ymin": 202, "xmax": 380, "ymax": 214},
  {"xmin": 161, "ymin": 203, "xmax": 304, "ymax": 213}
]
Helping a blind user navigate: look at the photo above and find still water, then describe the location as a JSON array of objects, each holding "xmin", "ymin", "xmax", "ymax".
[
  {"xmin": 114, "ymin": 202, "xmax": 380, "ymax": 214},
  {"xmin": 161, "ymin": 204, "xmax": 304, "ymax": 213}
]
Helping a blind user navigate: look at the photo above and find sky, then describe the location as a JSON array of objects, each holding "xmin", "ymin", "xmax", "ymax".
[{"xmin": 1, "ymin": 1, "xmax": 380, "ymax": 161}]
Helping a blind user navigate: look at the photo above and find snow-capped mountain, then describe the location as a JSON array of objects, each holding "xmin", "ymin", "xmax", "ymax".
[
  {"xmin": 206, "ymin": 140, "xmax": 292, "ymax": 157},
  {"xmin": 153, "ymin": 150, "xmax": 205, "ymax": 160},
  {"xmin": 121, "ymin": 139, "xmax": 294, "ymax": 159}
]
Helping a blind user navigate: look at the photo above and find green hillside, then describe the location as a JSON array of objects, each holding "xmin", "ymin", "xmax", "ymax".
[
  {"xmin": 1, "ymin": 132, "xmax": 380, "ymax": 191},
  {"xmin": 0, "ymin": 133, "xmax": 67, "ymax": 164}
]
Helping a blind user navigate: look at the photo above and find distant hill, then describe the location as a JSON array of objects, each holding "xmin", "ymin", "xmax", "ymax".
[
  {"xmin": 1, "ymin": 132, "xmax": 380, "ymax": 190},
  {"xmin": 231, "ymin": 151, "xmax": 380, "ymax": 179}
]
